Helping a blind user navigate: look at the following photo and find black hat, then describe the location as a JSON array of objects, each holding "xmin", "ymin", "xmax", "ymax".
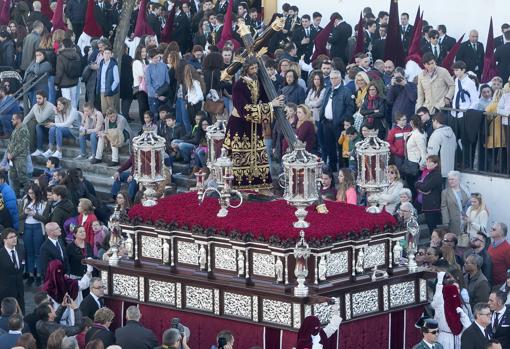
[{"xmin": 422, "ymin": 318, "xmax": 439, "ymax": 332}]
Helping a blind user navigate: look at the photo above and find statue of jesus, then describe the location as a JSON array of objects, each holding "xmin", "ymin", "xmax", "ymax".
[{"xmin": 223, "ymin": 58, "xmax": 285, "ymax": 190}]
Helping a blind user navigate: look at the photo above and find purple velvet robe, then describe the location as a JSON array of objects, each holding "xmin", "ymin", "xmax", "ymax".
[{"xmin": 223, "ymin": 76, "xmax": 273, "ymax": 189}]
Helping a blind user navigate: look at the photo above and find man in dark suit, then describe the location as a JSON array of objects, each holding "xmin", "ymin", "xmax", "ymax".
[
  {"xmin": 328, "ymin": 13, "xmax": 352, "ymax": 65},
  {"xmin": 115, "ymin": 306, "xmax": 158, "ymax": 349},
  {"xmin": 371, "ymin": 24, "xmax": 387, "ymax": 62},
  {"xmin": 146, "ymin": 3, "xmax": 162, "ymax": 40},
  {"xmin": 39, "ymin": 222, "xmax": 69, "ymax": 279},
  {"xmin": 364, "ymin": 19, "xmax": 378, "ymax": 53},
  {"xmin": 173, "ymin": 2, "xmax": 192, "ymax": 54},
  {"xmin": 0, "ymin": 228, "xmax": 25, "ymax": 312},
  {"xmin": 461, "ymin": 302, "xmax": 492, "ymax": 349},
  {"xmin": 422, "ymin": 30, "xmax": 447, "ymax": 66},
  {"xmin": 412, "ymin": 318, "xmax": 443, "ymax": 349},
  {"xmin": 437, "ymin": 25, "xmax": 456, "ymax": 54},
  {"xmin": 312, "ymin": 12, "xmax": 323, "ymax": 33},
  {"xmin": 495, "ymin": 23, "xmax": 510, "ymax": 49},
  {"xmin": 495, "ymin": 31, "xmax": 510, "ymax": 83},
  {"xmin": 456, "ymin": 30, "xmax": 485, "ymax": 78},
  {"xmin": 292, "ymin": 14, "xmax": 316, "ymax": 63},
  {"xmin": 400, "ymin": 12, "xmax": 413, "ymax": 54},
  {"xmin": 80, "ymin": 277, "xmax": 105, "ymax": 319},
  {"xmin": 0, "ymin": 313, "xmax": 23, "ymax": 349},
  {"xmin": 488, "ymin": 291, "xmax": 510, "ymax": 348}
]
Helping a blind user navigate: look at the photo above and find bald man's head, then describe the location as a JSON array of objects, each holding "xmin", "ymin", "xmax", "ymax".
[{"xmin": 45, "ymin": 222, "xmax": 62, "ymax": 239}]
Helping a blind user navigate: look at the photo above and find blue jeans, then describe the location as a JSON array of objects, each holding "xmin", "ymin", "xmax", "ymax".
[
  {"xmin": 35, "ymin": 124, "xmax": 48, "ymax": 150},
  {"xmin": 176, "ymin": 98, "xmax": 191, "ymax": 134},
  {"xmin": 223, "ymin": 96, "xmax": 233, "ymax": 115},
  {"xmin": 47, "ymin": 75, "xmax": 56, "ymax": 105},
  {"xmin": 111, "ymin": 171, "xmax": 138, "ymax": 200},
  {"xmin": 23, "ymin": 223, "xmax": 44, "ymax": 274},
  {"xmin": 79, "ymin": 132, "xmax": 98, "ymax": 156},
  {"xmin": 194, "ymin": 147, "xmax": 207, "ymax": 167},
  {"xmin": 49, "ymin": 126, "xmax": 74, "ymax": 148},
  {"xmin": 173, "ymin": 140, "xmax": 195, "ymax": 163}
]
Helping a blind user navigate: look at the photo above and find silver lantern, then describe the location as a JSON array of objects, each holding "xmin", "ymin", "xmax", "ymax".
[
  {"xmin": 132, "ymin": 127, "xmax": 166, "ymax": 206},
  {"xmin": 355, "ymin": 129, "xmax": 390, "ymax": 213},
  {"xmin": 406, "ymin": 213, "xmax": 420, "ymax": 272},
  {"xmin": 281, "ymin": 141, "xmax": 323, "ymax": 228},
  {"xmin": 205, "ymin": 120, "xmax": 227, "ymax": 172},
  {"xmin": 293, "ymin": 230, "xmax": 311, "ymax": 297}
]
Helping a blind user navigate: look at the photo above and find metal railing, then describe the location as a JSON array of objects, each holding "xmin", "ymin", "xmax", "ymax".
[{"xmin": 440, "ymin": 107, "xmax": 510, "ymax": 177}]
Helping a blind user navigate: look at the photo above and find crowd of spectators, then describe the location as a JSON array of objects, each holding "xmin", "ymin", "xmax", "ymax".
[{"xmin": 0, "ymin": 0, "xmax": 510, "ymax": 348}]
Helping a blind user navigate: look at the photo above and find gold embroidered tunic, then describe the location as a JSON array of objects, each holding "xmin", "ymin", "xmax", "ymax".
[{"xmin": 223, "ymin": 76, "xmax": 273, "ymax": 189}]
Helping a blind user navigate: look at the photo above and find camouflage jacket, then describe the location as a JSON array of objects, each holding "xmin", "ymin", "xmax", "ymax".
[{"xmin": 7, "ymin": 124, "xmax": 30, "ymax": 159}]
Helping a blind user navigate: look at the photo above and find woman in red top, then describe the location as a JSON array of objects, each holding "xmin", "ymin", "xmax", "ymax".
[
  {"xmin": 77, "ymin": 198, "xmax": 97, "ymax": 254},
  {"xmin": 282, "ymin": 104, "xmax": 316, "ymax": 153}
]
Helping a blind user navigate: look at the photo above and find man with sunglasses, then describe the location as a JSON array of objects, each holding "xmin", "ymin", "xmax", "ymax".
[
  {"xmin": 463, "ymin": 232, "xmax": 493, "ymax": 286},
  {"xmin": 412, "ymin": 318, "xmax": 443, "ymax": 349}
]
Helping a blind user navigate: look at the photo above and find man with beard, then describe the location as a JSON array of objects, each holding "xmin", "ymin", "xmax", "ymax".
[
  {"xmin": 464, "ymin": 231, "xmax": 493, "ymax": 286},
  {"xmin": 223, "ymin": 58, "xmax": 285, "ymax": 190}
]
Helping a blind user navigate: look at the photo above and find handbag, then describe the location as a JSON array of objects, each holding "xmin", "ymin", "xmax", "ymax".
[
  {"xmin": 401, "ymin": 135, "xmax": 420, "ymax": 176},
  {"xmin": 204, "ymin": 71, "xmax": 225, "ymax": 115},
  {"xmin": 156, "ymin": 82, "xmax": 170, "ymax": 97}
]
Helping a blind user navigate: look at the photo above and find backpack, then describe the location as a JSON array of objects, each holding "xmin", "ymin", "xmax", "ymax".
[{"xmin": 65, "ymin": 56, "xmax": 82, "ymax": 79}]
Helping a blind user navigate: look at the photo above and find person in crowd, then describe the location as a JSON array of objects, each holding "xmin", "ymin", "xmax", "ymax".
[
  {"xmin": 461, "ymin": 303, "xmax": 491, "ymax": 349},
  {"xmin": 119, "ymin": 45, "xmax": 134, "ymax": 121},
  {"xmin": 495, "ymin": 30, "xmax": 510, "ymax": 82},
  {"xmin": 360, "ymin": 81, "xmax": 386, "ymax": 139},
  {"xmin": 354, "ymin": 71, "xmax": 370, "ymax": 110},
  {"xmin": 464, "ymin": 254, "xmax": 491, "ymax": 309},
  {"xmin": 279, "ymin": 70, "xmax": 306, "ymax": 105},
  {"xmin": 141, "ymin": 111, "xmax": 158, "ymax": 133},
  {"xmin": 55, "ymin": 39, "xmax": 82, "ymax": 109},
  {"xmin": 77, "ymin": 102, "xmax": 104, "ymax": 160},
  {"xmin": 456, "ymin": 30, "xmax": 485, "ymax": 79},
  {"xmin": 146, "ymin": 48, "xmax": 170, "ymax": 120},
  {"xmin": 430, "ymin": 271, "xmax": 471, "ymax": 348},
  {"xmin": 404, "ymin": 115, "xmax": 427, "ymax": 194},
  {"xmin": 427, "ymin": 112, "xmax": 457, "ymax": 180},
  {"xmin": 336, "ymin": 168, "xmax": 357, "ymax": 205},
  {"xmin": 189, "ymin": 117, "xmax": 209, "ymax": 174},
  {"xmin": 85, "ymin": 307, "xmax": 115, "ymax": 347},
  {"xmin": 24, "ymin": 49, "xmax": 52, "ymax": 107},
  {"xmin": 386, "ymin": 67, "xmax": 417, "ymax": 122},
  {"xmin": 442, "ymin": 232, "xmax": 465, "ymax": 266},
  {"xmin": 39, "ymin": 32, "xmax": 56, "ymax": 106},
  {"xmin": 39, "ymin": 221, "xmax": 70, "ymax": 279},
  {"xmin": 430, "ymin": 228, "xmax": 446, "ymax": 248},
  {"xmin": 132, "ymin": 45, "xmax": 150, "ymax": 124},
  {"xmin": 156, "ymin": 328, "xmax": 190, "ymax": 349},
  {"xmin": 484, "ymin": 87, "xmax": 506, "ymax": 172},
  {"xmin": 76, "ymin": 198, "xmax": 98, "ymax": 250},
  {"xmin": 43, "ymin": 157, "xmax": 61, "ymax": 185},
  {"xmin": 20, "ymin": 21, "xmax": 44, "ymax": 72},
  {"xmin": 6, "ymin": 112, "xmax": 30, "ymax": 196},
  {"xmin": 283, "ymin": 104, "xmax": 315, "ymax": 153},
  {"xmin": 40, "ymin": 185, "xmax": 77, "ymax": 231},
  {"xmin": 319, "ymin": 69, "xmax": 355, "ymax": 172},
  {"xmin": 488, "ymin": 222, "xmax": 510, "ymax": 288},
  {"xmin": 181, "ymin": 64, "xmax": 204, "ymax": 125},
  {"xmin": 305, "ymin": 70, "xmax": 326, "ymax": 128},
  {"xmin": 25, "ymin": 90, "xmax": 56, "ymax": 157},
  {"xmin": 96, "ymin": 47, "xmax": 119, "ymax": 113},
  {"xmin": 487, "ymin": 291, "xmax": 510, "ymax": 348},
  {"xmin": 80, "ymin": 277, "xmax": 105, "ymax": 320},
  {"xmin": 159, "ymin": 113, "xmax": 187, "ymax": 165},
  {"xmin": 75, "ymin": 317, "xmax": 93, "ymax": 349},
  {"xmin": 114, "ymin": 306, "xmax": 158, "ymax": 349},
  {"xmin": 24, "ymin": 291, "xmax": 50, "ymax": 344},
  {"xmin": 0, "ymin": 30, "xmax": 15, "ymax": 69},
  {"xmin": 441, "ymin": 171, "xmax": 470, "ymax": 237},
  {"xmin": 110, "ymin": 153, "xmax": 137, "ymax": 201},
  {"xmin": 415, "ymin": 155, "xmax": 443, "ymax": 232},
  {"xmin": 464, "ymin": 192, "xmax": 490, "ymax": 239},
  {"xmin": 372, "ymin": 165, "xmax": 404, "ymax": 214},
  {"xmin": 327, "ymin": 12, "xmax": 352, "ymax": 65},
  {"xmin": 416, "ymin": 52, "xmax": 455, "ymax": 114},
  {"xmin": 464, "ymin": 231, "xmax": 493, "ymax": 286},
  {"xmin": 91, "ymin": 108, "xmax": 133, "ymax": 167},
  {"xmin": 0, "ymin": 86, "xmax": 22, "ymax": 137},
  {"xmin": 412, "ymin": 318, "xmax": 443, "ymax": 349},
  {"xmin": 387, "ymin": 113, "xmax": 412, "ymax": 169},
  {"xmin": 35, "ymin": 297, "xmax": 82, "ymax": 349},
  {"xmin": 477, "ymin": 84, "xmax": 493, "ymax": 111},
  {"xmin": 91, "ymin": 220, "xmax": 108, "ymax": 257},
  {"xmin": 66, "ymin": 225, "xmax": 94, "ymax": 279},
  {"xmin": 0, "ymin": 172, "xmax": 18, "ymax": 229},
  {"xmin": 416, "ymin": 107, "xmax": 434, "ymax": 139},
  {"xmin": 337, "ymin": 117, "xmax": 355, "ymax": 168},
  {"xmin": 320, "ymin": 170, "xmax": 337, "ymax": 201},
  {"xmin": 0, "ymin": 230, "xmax": 25, "ymax": 312},
  {"xmin": 0, "ymin": 313, "xmax": 24, "ymax": 349},
  {"xmin": 43, "ymin": 97, "xmax": 81, "ymax": 160},
  {"xmin": 19, "ymin": 183, "xmax": 46, "ymax": 286}
]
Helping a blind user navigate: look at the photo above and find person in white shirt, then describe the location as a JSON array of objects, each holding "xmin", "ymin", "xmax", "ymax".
[{"xmin": 452, "ymin": 61, "xmax": 480, "ymax": 119}]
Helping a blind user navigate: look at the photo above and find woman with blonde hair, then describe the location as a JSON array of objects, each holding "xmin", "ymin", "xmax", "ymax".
[
  {"xmin": 51, "ymin": 29, "xmax": 66, "ymax": 52},
  {"xmin": 39, "ymin": 32, "xmax": 57, "ymax": 104},
  {"xmin": 372, "ymin": 164, "xmax": 404, "ymax": 214},
  {"xmin": 43, "ymin": 97, "xmax": 81, "ymax": 159},
  {"xmin": 336, "ymin": 168, "xmax": 357, "ymax": 204},
  {"xmin": 283, "ymin": 104, "xmax": 316, "ymax": 153},
  {"xmin": 77, "ymin": 197, "xmax": 98, "ymax": 252},
  {"xmin": 180, "ymin": 64, "xmax": 204, "ymax": 126},
  {"xmin": 354, "ymin": 71, "xmax": 370, "ymax": 109},
  {"xmin": 463, "ymin": 192, "xmax": 489, "ymax": 238}
]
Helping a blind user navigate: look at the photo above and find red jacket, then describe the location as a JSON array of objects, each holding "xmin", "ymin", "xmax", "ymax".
[
  {"xmin": 78, "ymin": 212, "xmax": 98, "ymax": 252},
  {"xmin": 488, "ymin": 240, "xmax": 510, "ymax": 286},
  {"xmin": 387, "ymin": 125, "xmax": 412, "ymax": 158}
]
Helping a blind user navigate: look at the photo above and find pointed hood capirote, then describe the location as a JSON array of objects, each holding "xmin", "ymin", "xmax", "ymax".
[{"xmin": 134, "ymin": 0, "xmax": 155, "ymax": 37}]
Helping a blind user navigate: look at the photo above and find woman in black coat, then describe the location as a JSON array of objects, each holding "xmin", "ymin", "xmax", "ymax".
[
  {"xmin": 415, "ymin": 155, "xmax": 443, "ymax": 233},
  {"xmin": 360, "ymin": 81, "xmax": 387, "ymax": 139},
  {"xmin": 120, "ymin": 46, "xmax": 134, "ymax": 121}
]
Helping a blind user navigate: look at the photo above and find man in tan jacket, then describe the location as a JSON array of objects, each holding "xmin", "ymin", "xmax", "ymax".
[{"xmin": 416, "ymin": 52, "xmax": 455, "ymax": 114}]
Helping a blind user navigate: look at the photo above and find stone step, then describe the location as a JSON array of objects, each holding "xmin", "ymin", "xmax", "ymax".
[{"xmin": 171, "ymin": 172, "xmax": 196, "ymax": 190}]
